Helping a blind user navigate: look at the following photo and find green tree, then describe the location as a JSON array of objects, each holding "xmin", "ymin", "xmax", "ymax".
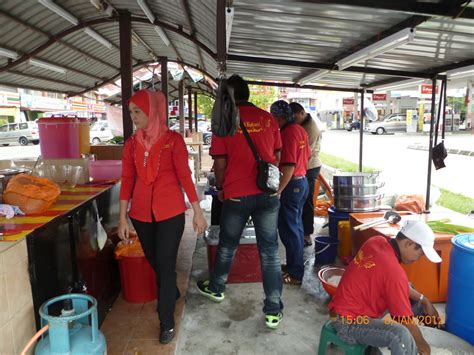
[
  {"xmin": 249, "ymin": 85, "xmax": 278, "ymax": 111},
  {"xmin": 197, "ymin": 94, "xmax": 214, "ymax": 119}
]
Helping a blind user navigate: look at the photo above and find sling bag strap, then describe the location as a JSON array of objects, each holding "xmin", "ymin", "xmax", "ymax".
[{"xmin": 239, "ymin": 120, "xmax": 262, "ymax": 162}]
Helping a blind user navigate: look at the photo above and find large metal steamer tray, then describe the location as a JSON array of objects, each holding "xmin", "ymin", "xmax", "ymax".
[
  {"xmin": 333, "ymin": 172, "xmax": 381, "ymax": 187},
  {"xmin": 334, "ymin": 194, "xmax": 383, "ymax": 212},
  {"xmin": 333, "ymin": 172, "xmax": 383, "ymax": 212}
]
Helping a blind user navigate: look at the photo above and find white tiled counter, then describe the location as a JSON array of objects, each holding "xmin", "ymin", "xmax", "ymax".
[{"xmin": 0, "ymin": 240, "xmax": 36, "ymax": 354}]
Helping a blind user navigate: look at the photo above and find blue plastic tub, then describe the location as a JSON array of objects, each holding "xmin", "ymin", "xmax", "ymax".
[
  {"xmin": 328, "ymin": 206, "xmax": 350, "ymax": 240},
  {"xmin": 314, "ymin": 235, "xmax": 338, "ymax": 264},
  {"xmin": 446, "ymin": 233, "xmax": 474, "ymax": 345}
]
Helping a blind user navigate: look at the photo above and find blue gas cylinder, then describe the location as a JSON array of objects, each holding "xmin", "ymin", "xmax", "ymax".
[{"xmin": 35, "ymin": 294, "xmax": 106, "ymax": 355}]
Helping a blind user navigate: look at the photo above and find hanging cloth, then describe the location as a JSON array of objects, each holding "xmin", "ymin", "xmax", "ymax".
[{"xmin": 211, "ymin": 78, "xmax": 240, "ymax": 137}]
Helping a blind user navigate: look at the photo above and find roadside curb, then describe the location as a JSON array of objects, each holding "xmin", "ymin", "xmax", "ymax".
[{"xmin": 407, "ymin": 144, "xmax": 474, "ymax": 157}]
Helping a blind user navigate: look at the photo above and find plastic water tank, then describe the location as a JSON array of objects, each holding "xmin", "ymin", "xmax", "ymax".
[
  {"xmin": 38, "ymin": 116, "xmax": 80, "ymax": 159},
  {"xmin": 446, "ymin": 233, "xmax": 474, "ymax": 345}
]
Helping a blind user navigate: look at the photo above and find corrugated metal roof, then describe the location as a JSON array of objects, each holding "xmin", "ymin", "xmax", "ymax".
[{"xmin": 0, "ymin": 0, "xmax": 472, "ymax": 98}]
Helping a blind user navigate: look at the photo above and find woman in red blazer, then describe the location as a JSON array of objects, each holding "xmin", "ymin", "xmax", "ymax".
[{"xmin": 118, "ymin": 89, "xmax": 207, "ymax": 344}]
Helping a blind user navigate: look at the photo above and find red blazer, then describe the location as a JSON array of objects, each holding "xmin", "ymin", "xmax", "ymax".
[{"xmin": 120, "ymin": 131, "xmax": 198, "ymax": 222}]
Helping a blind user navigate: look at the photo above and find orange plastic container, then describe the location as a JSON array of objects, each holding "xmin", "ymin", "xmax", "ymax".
[
  {"xmin": 337, "ymin": 220, "xmax": 352, "ymax": 258},
  {"xmin": 78, "ymin": 117, "xmax": 90, "ymax": 155},
  {"xmin": 402, "ymin": 233, "xmax": 453, "ymax": 302}
]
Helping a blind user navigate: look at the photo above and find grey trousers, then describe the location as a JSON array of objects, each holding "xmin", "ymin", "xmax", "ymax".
[{"xmin": 332, "ymin": 316, "xmax": 417, "ymax": 355}]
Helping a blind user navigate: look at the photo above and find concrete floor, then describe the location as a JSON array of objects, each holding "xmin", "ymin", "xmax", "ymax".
[{"xmin": 176, "ymin": 218, "xmax": 335, "ymax": 355}]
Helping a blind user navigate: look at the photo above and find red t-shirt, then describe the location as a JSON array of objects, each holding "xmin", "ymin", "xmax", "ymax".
[
  {"xmin": 120, "ymin": 131, "xmax": 198, "ymax": 222},
  {"xmin": 329, "ymin": 236, "xmax": 413, "ymax": 319},
  {"xmin": 279, "ymin": 123, "xmax": 310, "ymax": 176},
  {"xmin": 210, "ymin": 104, "xmax": 282, "ymax": 199}
]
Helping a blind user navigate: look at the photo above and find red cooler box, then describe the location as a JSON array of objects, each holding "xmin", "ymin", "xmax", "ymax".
[{"xmin": 205, "ymin": 226, "xmax": 262, "ymax": 283}]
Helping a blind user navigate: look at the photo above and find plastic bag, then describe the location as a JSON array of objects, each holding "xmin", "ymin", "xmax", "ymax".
[
  {"xmin": 3, "ymin": 174, "xmax": 60, "ymax": 214},
  {"xmin": 394, "ymin": 194, "xmax": 425, "ymax": 214},
  {"xmin": 114, "ymin": 234, "xmax": 144, "ymax": 258}
]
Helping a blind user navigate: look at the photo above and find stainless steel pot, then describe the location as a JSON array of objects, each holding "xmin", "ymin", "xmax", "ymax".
[
  {"xmin": 333, "ymin": 182, "xmax": 384, "ymax": 196},
  {"xmin": 333, "ymin": 172, "xmax": 380, "ymax": 187},
  {"xmin": 334, "ymin": 194, "xmax": 383, "ymax": 212}
]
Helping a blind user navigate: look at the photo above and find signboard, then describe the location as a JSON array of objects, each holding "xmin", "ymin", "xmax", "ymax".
[
  {"xmin": 21, "ymin": 94, "xmax": 67, "ymax": 111},
  {"xmin": 421, "ymin": 84, "xmax": 439, "ymax": 95},
  {"xmin": 343, "ymin": 98, "xmax": 354, "ymax": 105},
  {"xmin": 418, "ymin": 102, "xmax": 424, "ymax": 131},
  {"xmin": 373, "ymin": 93, "xmax": 387, "ymax": 101}
]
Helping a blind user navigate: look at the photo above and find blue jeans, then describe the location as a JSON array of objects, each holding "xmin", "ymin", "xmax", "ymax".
[
  {"xmin": 303, "ymin": 166, "xmax": 321, "ymax": 235},
  {"xmin": 278, "ymin": 178, "xmax": 309, "ymax": 280},
  {"xmin": 209, "ymin": 192, "xmax": 283, "ymax": 314},
  {"xmin": 332, "ymin": 303, "xmax": 426, "ymax": 355}
]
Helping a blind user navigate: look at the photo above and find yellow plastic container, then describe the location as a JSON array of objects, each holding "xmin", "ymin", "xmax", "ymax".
[
  {"xmin": 337, "ymin": 220, "xmax": 352, "ymax": 257},
  {"xmin": 78, "ymin": 117, "xmax": 90, "ymax": 155}
]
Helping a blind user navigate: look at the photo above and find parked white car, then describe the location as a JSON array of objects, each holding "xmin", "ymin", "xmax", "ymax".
[
  {"xmin": 0, "ymin": 121, "xmax": 39, "ymax": 146},
  {"xmin": 90, "ymin": 121, "xmax": 114, "ymax": 144}
]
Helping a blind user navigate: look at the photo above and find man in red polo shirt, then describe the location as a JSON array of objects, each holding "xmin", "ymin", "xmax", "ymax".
[
  {"xmin": 197, "ymin": 75, "xmax": 284, "ymax": 330},
  {"xmin": 329, "ymin": 220, "xmax": 442, "ymax": 354},
  {"xmin": 270, "ymin": 100, "xmax": 310, "ymax": 286}
]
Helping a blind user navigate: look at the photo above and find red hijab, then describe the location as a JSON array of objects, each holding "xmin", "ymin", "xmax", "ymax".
[
  {"xmin": 129, "ymin": 90, "xmax": 169, "ymax": 184},
  {"xmin": 129, "ymin": 89, "xmax": 169, "ymax": 151}
]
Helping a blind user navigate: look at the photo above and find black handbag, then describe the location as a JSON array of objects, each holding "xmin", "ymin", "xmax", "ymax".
[
  {"xmin": 239, "ymin": 121, "xmax": 280, "ymax": 193},
  {"xmin": 432, "ymin": 80, "xmax": 448, "ymax": 170}
]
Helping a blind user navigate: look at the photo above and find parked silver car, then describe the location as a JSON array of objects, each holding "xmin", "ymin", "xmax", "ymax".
[
  {"xmin": 0, "ymin": 121, "xmax": 39, "ymax": 146},
  {"xmin": 366, "ymin": 114, "xmax": 407, "ymax": 135}
]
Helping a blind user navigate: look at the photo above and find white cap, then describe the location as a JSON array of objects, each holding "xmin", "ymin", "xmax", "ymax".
[{"xmin": 399, "ymin": 220, "xmax": 442, "ymax": 263}]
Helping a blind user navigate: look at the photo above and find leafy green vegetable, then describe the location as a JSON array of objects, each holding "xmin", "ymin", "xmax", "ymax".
[{"xmin": 427, "ymin": 219, "xmax": 474, "ymax": 235}]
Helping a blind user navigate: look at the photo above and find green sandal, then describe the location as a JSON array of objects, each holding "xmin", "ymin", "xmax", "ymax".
[{"xmin": 265, "ymin": 312, "xmax": 283, "ymax": 329}]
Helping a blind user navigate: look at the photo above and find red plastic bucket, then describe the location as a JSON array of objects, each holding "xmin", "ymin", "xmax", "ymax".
[{"xmin": 117, "ymin": 255, "xmax": 157, "ymax": 303}]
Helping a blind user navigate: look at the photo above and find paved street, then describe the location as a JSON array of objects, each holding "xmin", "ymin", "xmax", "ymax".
[
  {"xmin": 1, "ymin": 131, "xmax": 473, "ymax": 201},
  {"xmin": 321, "ymin": 130, "xmax": 474, "ymax": 199}
]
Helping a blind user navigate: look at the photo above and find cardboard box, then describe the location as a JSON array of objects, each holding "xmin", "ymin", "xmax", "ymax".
[{"xmin": 90, "ymin": 144, "xmax": 124, "ymax": 160}]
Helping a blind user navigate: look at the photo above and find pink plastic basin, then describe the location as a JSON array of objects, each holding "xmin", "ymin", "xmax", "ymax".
[{"xmin": 89, "ymin": 160, "xmax": 122, "ymax": 181}]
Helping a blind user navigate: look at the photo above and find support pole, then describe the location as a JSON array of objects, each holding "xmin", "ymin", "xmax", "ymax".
[
  {"xmin": 160, "ymin": 57, "xmax": 169, "ymax": 124},
  {"xmin": 359, "ymin": 90, "xmax": 365, "ymax": 172},
  {"xmin": 119, "ymin": 11, "xmax": 133, "ymax": 139},
  {"xmin": 194, "ymin": 91, "xmax": 198, "ymax": 133},
  {"xmin": 216, "ymin": 0, "xmax": 226, "ymax": 72},
  {"xmin": 179, "ymin": 80, "xmax": 185, "ymax": 136},
  {"xmin": 425, "ymin": 76, "xmax": 438, "ymax": 212},
  {"xmin": 188, "ymin": 86, "xmax": 193, "ymax": 132}
]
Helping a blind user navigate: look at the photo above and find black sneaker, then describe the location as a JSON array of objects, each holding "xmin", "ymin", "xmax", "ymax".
[
  {"xmin": 159, "ymin": 328, "xmax": 175, "ymax": 344},
  {"xmin": 196, "ymin": 280, "xmax": 225, "ymax": 302}
]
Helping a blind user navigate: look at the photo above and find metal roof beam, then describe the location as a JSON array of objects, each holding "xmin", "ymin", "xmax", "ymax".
[
  {"xmin": 67, "ymin": 58, "xmax": 216, "ymax": 98},
  {"xmin": 366, "ymin": 74, "xmax": 447, "ymax": 89},
  {"xmin": 0, "ymin": 10, "xmax": 119, "ymax": 72},
  {"xmin": 9, "ymin": 70, "xmax": 88, "ymax": 89},
  {"xmin": 428, "ymin": 58, "xmax": 474, "ymax": 75},
  {"xmin": 0, "ymin": 81, "xmax": 69, "ymax": 95},
  {"xmin": 228, "ymin": 54, "xmax": 433, "ymax": 79},
  {"xmin": 293, "ymin": 0, "xmax": 474, "ymax": 19},
  {"xmin": 180, "ymin": 0, "xmax": 207, "ymax": 71},
  {"xmin": 296, "ymin": 15, "xmax": 429, "ymax": 82},
  {"xmin": 246, "ymin": 80, "xmax": 373, "ymax": 94}
]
